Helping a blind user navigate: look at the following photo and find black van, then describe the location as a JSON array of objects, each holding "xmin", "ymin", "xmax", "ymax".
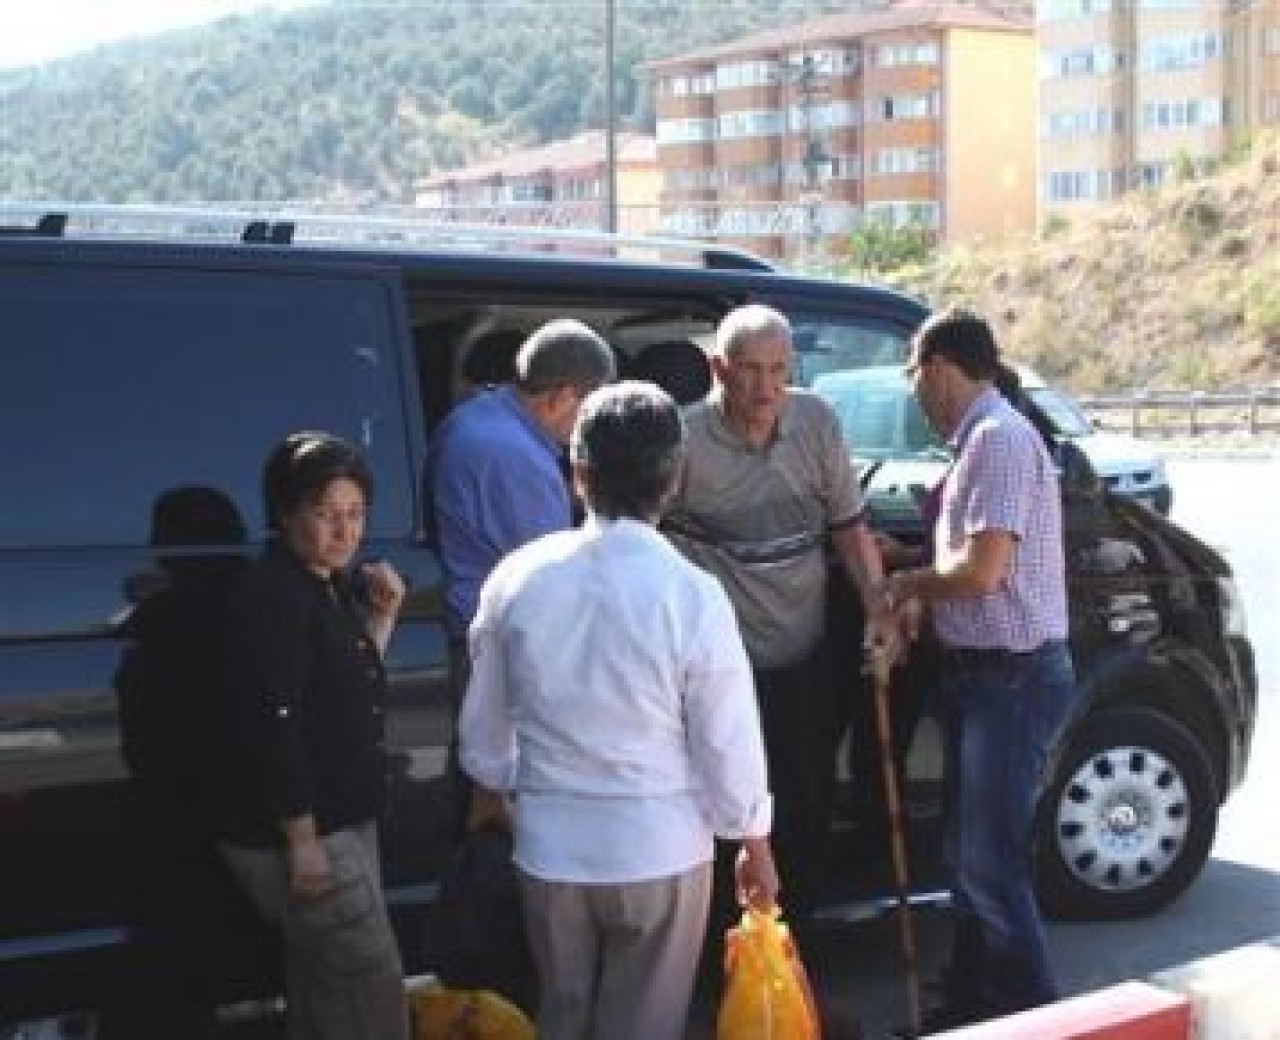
[{"xmin": 0, "ymin": 207, "xmax": 1257, "ymax": 1026}]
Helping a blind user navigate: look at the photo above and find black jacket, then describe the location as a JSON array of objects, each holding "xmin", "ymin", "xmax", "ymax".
[{"xmin": 216, "ymin": 541, "xmax": 388, "ymax": 847}]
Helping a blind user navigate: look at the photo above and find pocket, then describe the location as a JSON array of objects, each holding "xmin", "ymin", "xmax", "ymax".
[{"xmin": 289, "ymin": 872, "xmax": 397, "ymax": 976}]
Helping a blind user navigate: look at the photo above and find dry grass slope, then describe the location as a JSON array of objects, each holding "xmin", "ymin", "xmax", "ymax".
[{"xmin": 885, "ymin": 132, "xmax": 1280, "ymax": 393}]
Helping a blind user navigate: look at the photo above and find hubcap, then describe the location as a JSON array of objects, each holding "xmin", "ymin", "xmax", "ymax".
[{"xmin": 1054, "ymin": 745, "xmax": 1190, "ymax": 893}]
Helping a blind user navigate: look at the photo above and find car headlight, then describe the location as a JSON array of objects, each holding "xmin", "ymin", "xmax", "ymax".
[{"xmin": 1217, "ymin": 576, "xmax": 1249, "ymax": 639}]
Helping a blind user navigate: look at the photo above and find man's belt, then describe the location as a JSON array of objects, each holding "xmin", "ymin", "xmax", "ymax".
[{"xmin": 937, "ymin": 643, "xmax": 1042, "ymax": 667}]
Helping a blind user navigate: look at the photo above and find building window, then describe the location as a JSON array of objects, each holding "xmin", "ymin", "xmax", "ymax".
[
  {"xmin": 717, "ymin": 109, "xmax": 784, "ymax": 139},
  {"xmin": 872, "ymin": 147, "xmax": 939, "ymax": 175},
  {"xmin": 1045, "ymin": 170, "xmax": 1094, "ymax": 202},
  {"xmin": 1038, "ymin": 0, "xmax": 1111, "ymax": 22},
  {"xmin": 876, "ymin": 92, "xmax": 939, "ymax": 121},
  {"xmin": 829, "ymin": 154, "xmax": 862, "ymax": 179},
  {"xmin": 1141, "ymin": 97, "xmax": 1225, "ymax": 129},
  {"xmin": 1141, "ymin": 33, "xmax": 1224, "ymax": 71},
  {"xmin": 1041, "ymin": 46, "xmax": 1122, "ymax": 78},
  {"xmin": 657, "ymin": 117, "xmax": 715, "ymax": 144},
  {"xmin": 863, "ymin": 200, "xmax": 939, "ymax": 229},
  {"xmin": 787, "ymin": 100, "xmax": 861, "ymax": 131},
  {"xmin": 874, "ymin": 41, "xmax": 940, "ymax": 67},
  {"xmin": 715, "ymin": 59, "xmax": 781, "ymax": 91}
]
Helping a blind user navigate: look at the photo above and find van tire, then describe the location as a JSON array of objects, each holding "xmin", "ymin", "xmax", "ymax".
[{"xmin": 1035, "ymin": 707, "xmax": 1217, "ymax": 921}]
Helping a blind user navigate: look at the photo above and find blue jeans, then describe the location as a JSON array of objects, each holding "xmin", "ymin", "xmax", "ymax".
[{"xmin": 938, "ymin": 640, "xmax": 1079, "ymax": 1016}]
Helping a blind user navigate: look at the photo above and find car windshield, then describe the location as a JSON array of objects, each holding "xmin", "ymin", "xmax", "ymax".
[
  {"xmin": 1027, "ymin": 385, "xmax": 1093, "ymax": 437},
  {"xmin": 810, "ymin": 368, "xmax": 948, "ymax": 461}
]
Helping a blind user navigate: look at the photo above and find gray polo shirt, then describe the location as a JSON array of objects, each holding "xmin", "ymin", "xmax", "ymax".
[{"xmin": 664, "ymin": 386, "xmax": 865, "ymax": 668}]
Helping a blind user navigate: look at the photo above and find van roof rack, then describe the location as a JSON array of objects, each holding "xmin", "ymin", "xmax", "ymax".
[{"xmin": 0, "ymin": 202, "xmax": 775, "ymax": 273}]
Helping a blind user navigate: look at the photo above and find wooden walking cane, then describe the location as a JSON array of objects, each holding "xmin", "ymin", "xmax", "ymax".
[{"xmin": 868, "ymin": 637, "xmax": 922, "ymax": 1037}]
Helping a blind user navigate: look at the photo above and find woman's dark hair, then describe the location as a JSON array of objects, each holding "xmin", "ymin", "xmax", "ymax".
[
  {"xmin": 570, "ymin": 381, "xmax": 683, "ymax": 521},
  {"xmin": 262, "ymin": 431, "xmax": 373, "ymax": 531}
]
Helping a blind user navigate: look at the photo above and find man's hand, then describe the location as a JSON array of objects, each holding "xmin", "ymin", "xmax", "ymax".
[
  {"xmin": 735, "ymin": 837, "xmax": 780, "ymax": 911},
  {"xmin": 287, "ymin": 835, "xmax": 335, "ymax": 900},
  {"xmin": 466, "ymin": 785, "xmax": 514, "ymax": 833}
]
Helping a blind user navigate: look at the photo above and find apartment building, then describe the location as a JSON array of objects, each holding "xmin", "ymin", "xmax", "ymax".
[
  {"xmin": 1039, "ymin": 0, "xmax": 1280, "ymax": 217},
  {"xmin": 648, "ymin": 0, "xmax": 1035, "ymax": 262},
  {"xmin": 414, "ymin": 131, "xmax": 660, "ymax": 235}
]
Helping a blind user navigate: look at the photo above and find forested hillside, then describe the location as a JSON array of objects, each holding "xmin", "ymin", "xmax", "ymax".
[{"xmin": 0, "ymin": 0, "xmax": 850, "ymax": 203}]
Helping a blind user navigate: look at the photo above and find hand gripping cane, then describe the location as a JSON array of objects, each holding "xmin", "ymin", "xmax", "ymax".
[{"xmin": 868, "ymin": 637, "xmax": 922, "ymax": 1037}]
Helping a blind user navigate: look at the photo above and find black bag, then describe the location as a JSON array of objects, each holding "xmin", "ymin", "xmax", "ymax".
[{"xmin": 432, "ymin": 825, "xmax": 537, "ymax": 1015}]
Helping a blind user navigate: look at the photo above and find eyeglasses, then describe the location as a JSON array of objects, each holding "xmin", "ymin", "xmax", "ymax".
[{"xmin": 903, "ymin": 354, "xmax": 933, "ymax": 380}]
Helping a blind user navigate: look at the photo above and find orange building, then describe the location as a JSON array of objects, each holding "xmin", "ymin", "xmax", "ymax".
[
  {"xmin": 414, "ymin": 131, "xmax": 659, "ymax": 236},
  {"xmin": 648, "ymin": 0, "xmax": 1036, "ymax": 262}
]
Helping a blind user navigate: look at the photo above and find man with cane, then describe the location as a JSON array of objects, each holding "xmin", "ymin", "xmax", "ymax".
[{"xmin": 886, "ymin": 307, "xmax": 1080, "ymax": 1032}]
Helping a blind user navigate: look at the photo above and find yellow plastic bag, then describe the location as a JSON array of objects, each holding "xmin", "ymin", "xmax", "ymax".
[
  {"xmin": 406, "ymin": 976, "xmax": 535, "ymax": 1040},
  {"xmin": 716, "ymin": 907, "xmax": 820, "ymax": 1040}
]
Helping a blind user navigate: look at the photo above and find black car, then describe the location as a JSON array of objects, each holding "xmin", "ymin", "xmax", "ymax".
[{"xmin": 0, "ymin": 206, "xmax": 1257, "ymax": 1028}]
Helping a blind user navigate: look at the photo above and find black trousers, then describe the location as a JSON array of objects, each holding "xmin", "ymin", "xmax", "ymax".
[{"xmin": 754, "ymin": 641, "xmax": 844, "ymax": 932}]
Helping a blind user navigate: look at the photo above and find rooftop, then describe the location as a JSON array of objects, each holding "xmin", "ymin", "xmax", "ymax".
[
  {"xmin": 647, "ymin": 0, "xmax": 1032, "ymax": 70},
  {"xmin": 418, "ymin": 131, "xmax": 656, "ymax": 191}
]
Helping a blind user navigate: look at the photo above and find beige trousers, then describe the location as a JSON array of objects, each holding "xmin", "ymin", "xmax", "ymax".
[
  {"xmin": 519, "ymin": 862, "xmax": 713, "ymax": 1040},
  {"xmin": 219, "ymin": 822, "xmax": 409, "ymax": 1040}
]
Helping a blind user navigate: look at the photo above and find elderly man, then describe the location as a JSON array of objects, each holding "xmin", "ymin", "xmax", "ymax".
[
  {"xmin": 663, "ymin": 303, "xmax": 894, "ymax": 934},
  {"xmin": 886, "ymin": 307, "xmax": 1080, "ymax": 1030},
  {"xmin": 460, "ymin": 381, "xmax": 777, "ymax": 1040}
]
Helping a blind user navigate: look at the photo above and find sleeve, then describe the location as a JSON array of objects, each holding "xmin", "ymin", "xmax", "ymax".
[
  {"xmin": 227, "ymin": 573, "xmax": 316, "ymax": 824},
  {"xmin": 682, "ymin": 580, "xmax": 773, "ymax": 840},
  {"xmin": 814, "ymin": 396, "xmax": 866, "ymax": 531},
  {"xmin": 959, "ymin": 423, "xmax": 1035, "ymax": 541},
  {"xmin": 481, "ymin": 451, "xmax": 572, "ymax": 556},
  {"xmin": 458, "ymin": 571, "xmax": 519, "ymax": 792}
]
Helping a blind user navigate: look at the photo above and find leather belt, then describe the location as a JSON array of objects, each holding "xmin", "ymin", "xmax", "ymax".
[{"xmin": 937, "ymin": 644, "xmax": 1040, "ymax": 667}]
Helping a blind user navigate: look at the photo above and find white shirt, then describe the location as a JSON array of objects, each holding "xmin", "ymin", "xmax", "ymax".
[{"xmin": 459, "ymin": 514, "xmax": 772, "ymax": 884}]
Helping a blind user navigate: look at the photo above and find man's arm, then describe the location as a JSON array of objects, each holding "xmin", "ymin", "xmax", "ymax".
[
  {"xmin": 830, "ymin": 518, "xmax": 887, "ymax": 614},
  {"xmin": 888, "ymin": 528, "xmax": 1015, "ymax": 605}
]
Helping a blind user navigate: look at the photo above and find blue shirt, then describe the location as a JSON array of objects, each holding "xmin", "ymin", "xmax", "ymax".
[{"xmin": 427, "ymin": 386, "xmax": 570, "ymax": 635}]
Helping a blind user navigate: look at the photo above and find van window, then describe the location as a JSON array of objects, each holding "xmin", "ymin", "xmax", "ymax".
[{"xmin": 0, "ymin": 266, "xmax": 413, "ymax": 547}]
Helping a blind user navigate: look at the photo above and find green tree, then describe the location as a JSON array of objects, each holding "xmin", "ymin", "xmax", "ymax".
[{"xmin": 845, "ymin": 220, "xmax": 934, "ymax": 275}]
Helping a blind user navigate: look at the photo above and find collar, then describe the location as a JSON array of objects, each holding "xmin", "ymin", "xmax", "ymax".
[
  {"xmin": 948, "ymin": 385, "xmax": 1002, "ymax": 454},
  {"xmin": 265, "ymin": 537, "xmax": 335, "ymax": 591},
  {"xmin": 495, "ymin": 385, "xmax": 562, "ymax": 457},
  {"xmin": 705, "ymin": 384, "xmax": 796, "ymax": 449},
  {"xmin": 581, "ymin": 512, "xmax": 663, "ymax": 542}
]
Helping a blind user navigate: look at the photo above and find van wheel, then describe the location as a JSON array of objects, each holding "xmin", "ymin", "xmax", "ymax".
[{"xmin": 1035, "ymin": 707, "xmax": 1217, "ymax": 920}]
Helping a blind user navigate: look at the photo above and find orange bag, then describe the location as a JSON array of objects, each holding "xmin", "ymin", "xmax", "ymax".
[
  {"xmin": 406, "ymin": 976, "xmax": 535, "ymax": 1040},
  {"xmin": 716, "ymin": 907, "xmax": 821, "ymax": 1040}
]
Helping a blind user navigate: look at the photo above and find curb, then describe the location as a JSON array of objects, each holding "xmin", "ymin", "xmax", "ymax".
[{"xmin": 927, "ymin": 937, "xmax": 1280, "ymax": 1040}]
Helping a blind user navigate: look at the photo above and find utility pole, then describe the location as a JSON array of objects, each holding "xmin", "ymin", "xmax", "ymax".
[
  {"xmin": 791, "ymin": 52, "xmax": 831, "ymax": 264},
  {"xmin": 604, "ymin": 0, "xmax": 618, "ymax": 233}
]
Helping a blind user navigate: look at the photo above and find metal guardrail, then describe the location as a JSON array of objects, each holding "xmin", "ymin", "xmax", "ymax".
[{"xmin": 1078, "ymin": 388, "xmax": 1280, "ymax": 438}]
